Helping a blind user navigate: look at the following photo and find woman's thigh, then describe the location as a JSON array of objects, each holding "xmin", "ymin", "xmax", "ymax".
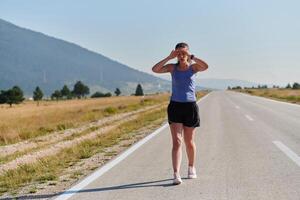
[
  {"xmin": 183, "ymin": 126, "xmax": 196, "ymax": 142},
  {"xmin": 170, "ymin": 123, "xmax": 183, "ymax": 143}
]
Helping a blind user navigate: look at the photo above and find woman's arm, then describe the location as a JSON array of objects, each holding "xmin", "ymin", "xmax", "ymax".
[
  {"xmin": 152, "ymin": 50, "xmax": 178, "ymax": 73},
  {"xmin": 191, "ymin": 56, "xmax": 209, "ymax": 72}
]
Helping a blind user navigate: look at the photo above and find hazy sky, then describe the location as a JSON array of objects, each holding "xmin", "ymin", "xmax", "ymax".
[{"xmin": 0, "ymin": 0, "xmax": 299, "ymax": 85}]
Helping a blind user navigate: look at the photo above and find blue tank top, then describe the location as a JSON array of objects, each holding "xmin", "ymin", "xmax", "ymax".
[{"xmin": 171, "ymin": 63, "xmax": 197, "ymax": 102}]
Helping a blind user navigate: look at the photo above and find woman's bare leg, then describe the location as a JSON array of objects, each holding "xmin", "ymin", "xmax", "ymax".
[
  {"xmin": 169, "ymin": 123, "xmax": 183, "ymax": 173},
  {"xmin": 183, "ymin": 126, "xmax": 196, "ymax": 167}
]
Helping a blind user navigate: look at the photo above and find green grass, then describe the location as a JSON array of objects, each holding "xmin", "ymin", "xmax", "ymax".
[
  {"xmin": 28, "ymin": 186, "xmax": 37, "ymax": 194},
  {"xmin": 70, "ymin": 171, "xmax": 84, "ymax": 179}
]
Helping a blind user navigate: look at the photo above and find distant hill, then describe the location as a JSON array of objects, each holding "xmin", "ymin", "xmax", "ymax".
[
  {"xmin": 0, "ymin": 18, "xmax": 170, "ymax": 97},
  {"xmin": 195, "ymin": 78, "xmax": 268, "ymax": 90}
]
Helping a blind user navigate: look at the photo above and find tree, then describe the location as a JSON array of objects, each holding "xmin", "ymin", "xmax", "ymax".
[
  {"xmin": 227, "ymin": 86, "xmax": 231, "ymax": 90},
  {"xmin": 72, "ymin": 81, "xmax": 90, "ymax": 99},
  {"xmin": 61, "ymin": 85, "xmax": 71, "ymax": 99},
  {"xmin": 5, "ymin": 86, "xmax": 25, "ymax": 107},
  {"xmin": 114, "ymin": 88, "xmax": 121, "ymax": 96},
  {"xmin": 292, "ymin": 82, "xmax": 300, "ymax": 89},
  {"xmin": 91, "ymin": 92, "xmax": 112, "ymax": 98},
  {"xmin": 91, "ymin": 92, "xmax": 104, "ymax": 98},
  {"xmin": 286, "ymin": 83, "xmax": 292, "ymax": 89},
  {"xmin": 0, "ymin": 90, "xmax": 8, "ymax": 104},
  {"xmin": 33, "ymin": 86, "xmax": 43, "ymax": 106},
  {"xmin": 232, "ymin": 86, "xmax": 242, "ymax": 90},
  {"xmin": 105, "ymin": 92, "xmax": 112, "ymax": 97},
  {"xmin": 135, "ymin": 84, "xmax": 144, "ymax": 96},
  {"xmin": 51, "ymin": 90, "xmax": 62, "ymax": 101}
]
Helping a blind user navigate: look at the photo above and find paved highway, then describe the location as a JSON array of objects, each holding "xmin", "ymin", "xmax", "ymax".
[{"xmin": 53, "ymin": 91, "xmax": 300, "ymax": 200}]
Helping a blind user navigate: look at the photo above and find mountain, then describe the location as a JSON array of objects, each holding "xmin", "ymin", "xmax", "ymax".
[{"xmin": 0, "ymin": 18, "xmax": 170, "ymax": 97}]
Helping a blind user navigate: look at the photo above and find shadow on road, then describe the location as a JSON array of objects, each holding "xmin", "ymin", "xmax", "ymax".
[{"xmin": 0, "ymin": 178, "xmax": 176, "ymax": 200}]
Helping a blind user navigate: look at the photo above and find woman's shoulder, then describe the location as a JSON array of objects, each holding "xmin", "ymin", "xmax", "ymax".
[
  {"xmin": 165, "ymin": 63, "xmax": 177, "ymax": 73},
  {"xmin": 190, "ymin": 64, "xmax": 199, "ymax": 74}
]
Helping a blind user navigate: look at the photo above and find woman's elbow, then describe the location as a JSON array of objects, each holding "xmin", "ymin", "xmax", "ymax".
[
  {"xmin": 202, "ymin": 63, "xmax": 208, "ymax": 71},
  {"xmin": 152, "ymin": 66, "xmax": 158, "ymax": 73}
]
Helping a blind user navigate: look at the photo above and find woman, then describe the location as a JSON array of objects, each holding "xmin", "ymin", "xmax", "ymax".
[{"xmin": 152, "ymin": 42, "xmax": 208, "ymax": 185}]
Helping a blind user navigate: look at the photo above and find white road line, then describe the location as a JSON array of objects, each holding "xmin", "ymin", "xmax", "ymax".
[
  {"xmin": 245, "ymin": 114, "xmax": 254, "ymax": 121},
  {"xmin": 196, "ymin": 92, "xmax": 211, "ymax": 104},
  {"xmin": 273, "ymin": 141, "xmax": 300, "ymax": 167},
  {"xmin": 235, "ymin": 105, "xmax": 240, "ymax": 109},
  {"xmin": 54, "ymin": 123, "xmax": 169, "ymax": 200},
  {"xmin": 54, "ymin": 93, "xmax": 211, "ymax": 200}
]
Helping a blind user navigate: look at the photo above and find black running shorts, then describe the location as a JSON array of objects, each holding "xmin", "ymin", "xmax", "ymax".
[{"xmin": 167, "ymin": 100, "xmax": 200, "ymax": 127}]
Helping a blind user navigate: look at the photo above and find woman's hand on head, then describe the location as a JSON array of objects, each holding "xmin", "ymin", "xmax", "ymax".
[
  {"xmin": 180, "ymin": 48, "xmax": 191, "ymax": 57},
  {"xmin": 167, "ymin": 50, "xmax": 179, "ymax": 60}
]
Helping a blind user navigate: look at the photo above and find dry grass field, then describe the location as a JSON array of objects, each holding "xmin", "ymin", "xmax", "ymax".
[
  {"xmin": 0, "ymin": 94, "xmax": 169, "ymax": 144},
  {"xmin": 235, "ymin": 88, "xmax": 300, "ymax": 104}
]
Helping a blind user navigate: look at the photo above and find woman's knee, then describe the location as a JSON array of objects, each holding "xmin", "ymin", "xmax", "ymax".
[
  {"xmin": 185, "ymin": 139, "xmax": 195, "ymax": 148},
  {"xmin": 172, "ymin": 137, "xmax": 182, "ymax": 149}
]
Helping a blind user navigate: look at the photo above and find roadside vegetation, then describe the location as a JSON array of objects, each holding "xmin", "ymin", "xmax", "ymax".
[
  {"xmin": 0, "ymin": 81, "xmax": 160, "ymax": 145},
  {"xmin": 228, "ymin": 82, "xmax": 300, "ymax": 104}
]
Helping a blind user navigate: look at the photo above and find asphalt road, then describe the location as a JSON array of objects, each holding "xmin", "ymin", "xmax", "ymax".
[{"xmin": 53, "ymin": 91, "xmax": 300, "ymax": 200}]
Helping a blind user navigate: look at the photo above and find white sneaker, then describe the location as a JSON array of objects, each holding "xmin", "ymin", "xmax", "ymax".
[
  {"xmin": 188, "ymin": 166, "xmax": 197, "ymax": 179},
  {"xmin": 173, "ymin": 172, "xmax": 183, "ymax": 185}
]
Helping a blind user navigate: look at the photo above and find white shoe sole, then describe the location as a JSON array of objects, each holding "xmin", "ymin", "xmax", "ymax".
[
  {"xmin": 187, "ymin": 174, "xmax": 197, "ymax": 179},
  {"xmin": 173, "ymin": 179, "xmax": 183, "ymax": 185}
]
